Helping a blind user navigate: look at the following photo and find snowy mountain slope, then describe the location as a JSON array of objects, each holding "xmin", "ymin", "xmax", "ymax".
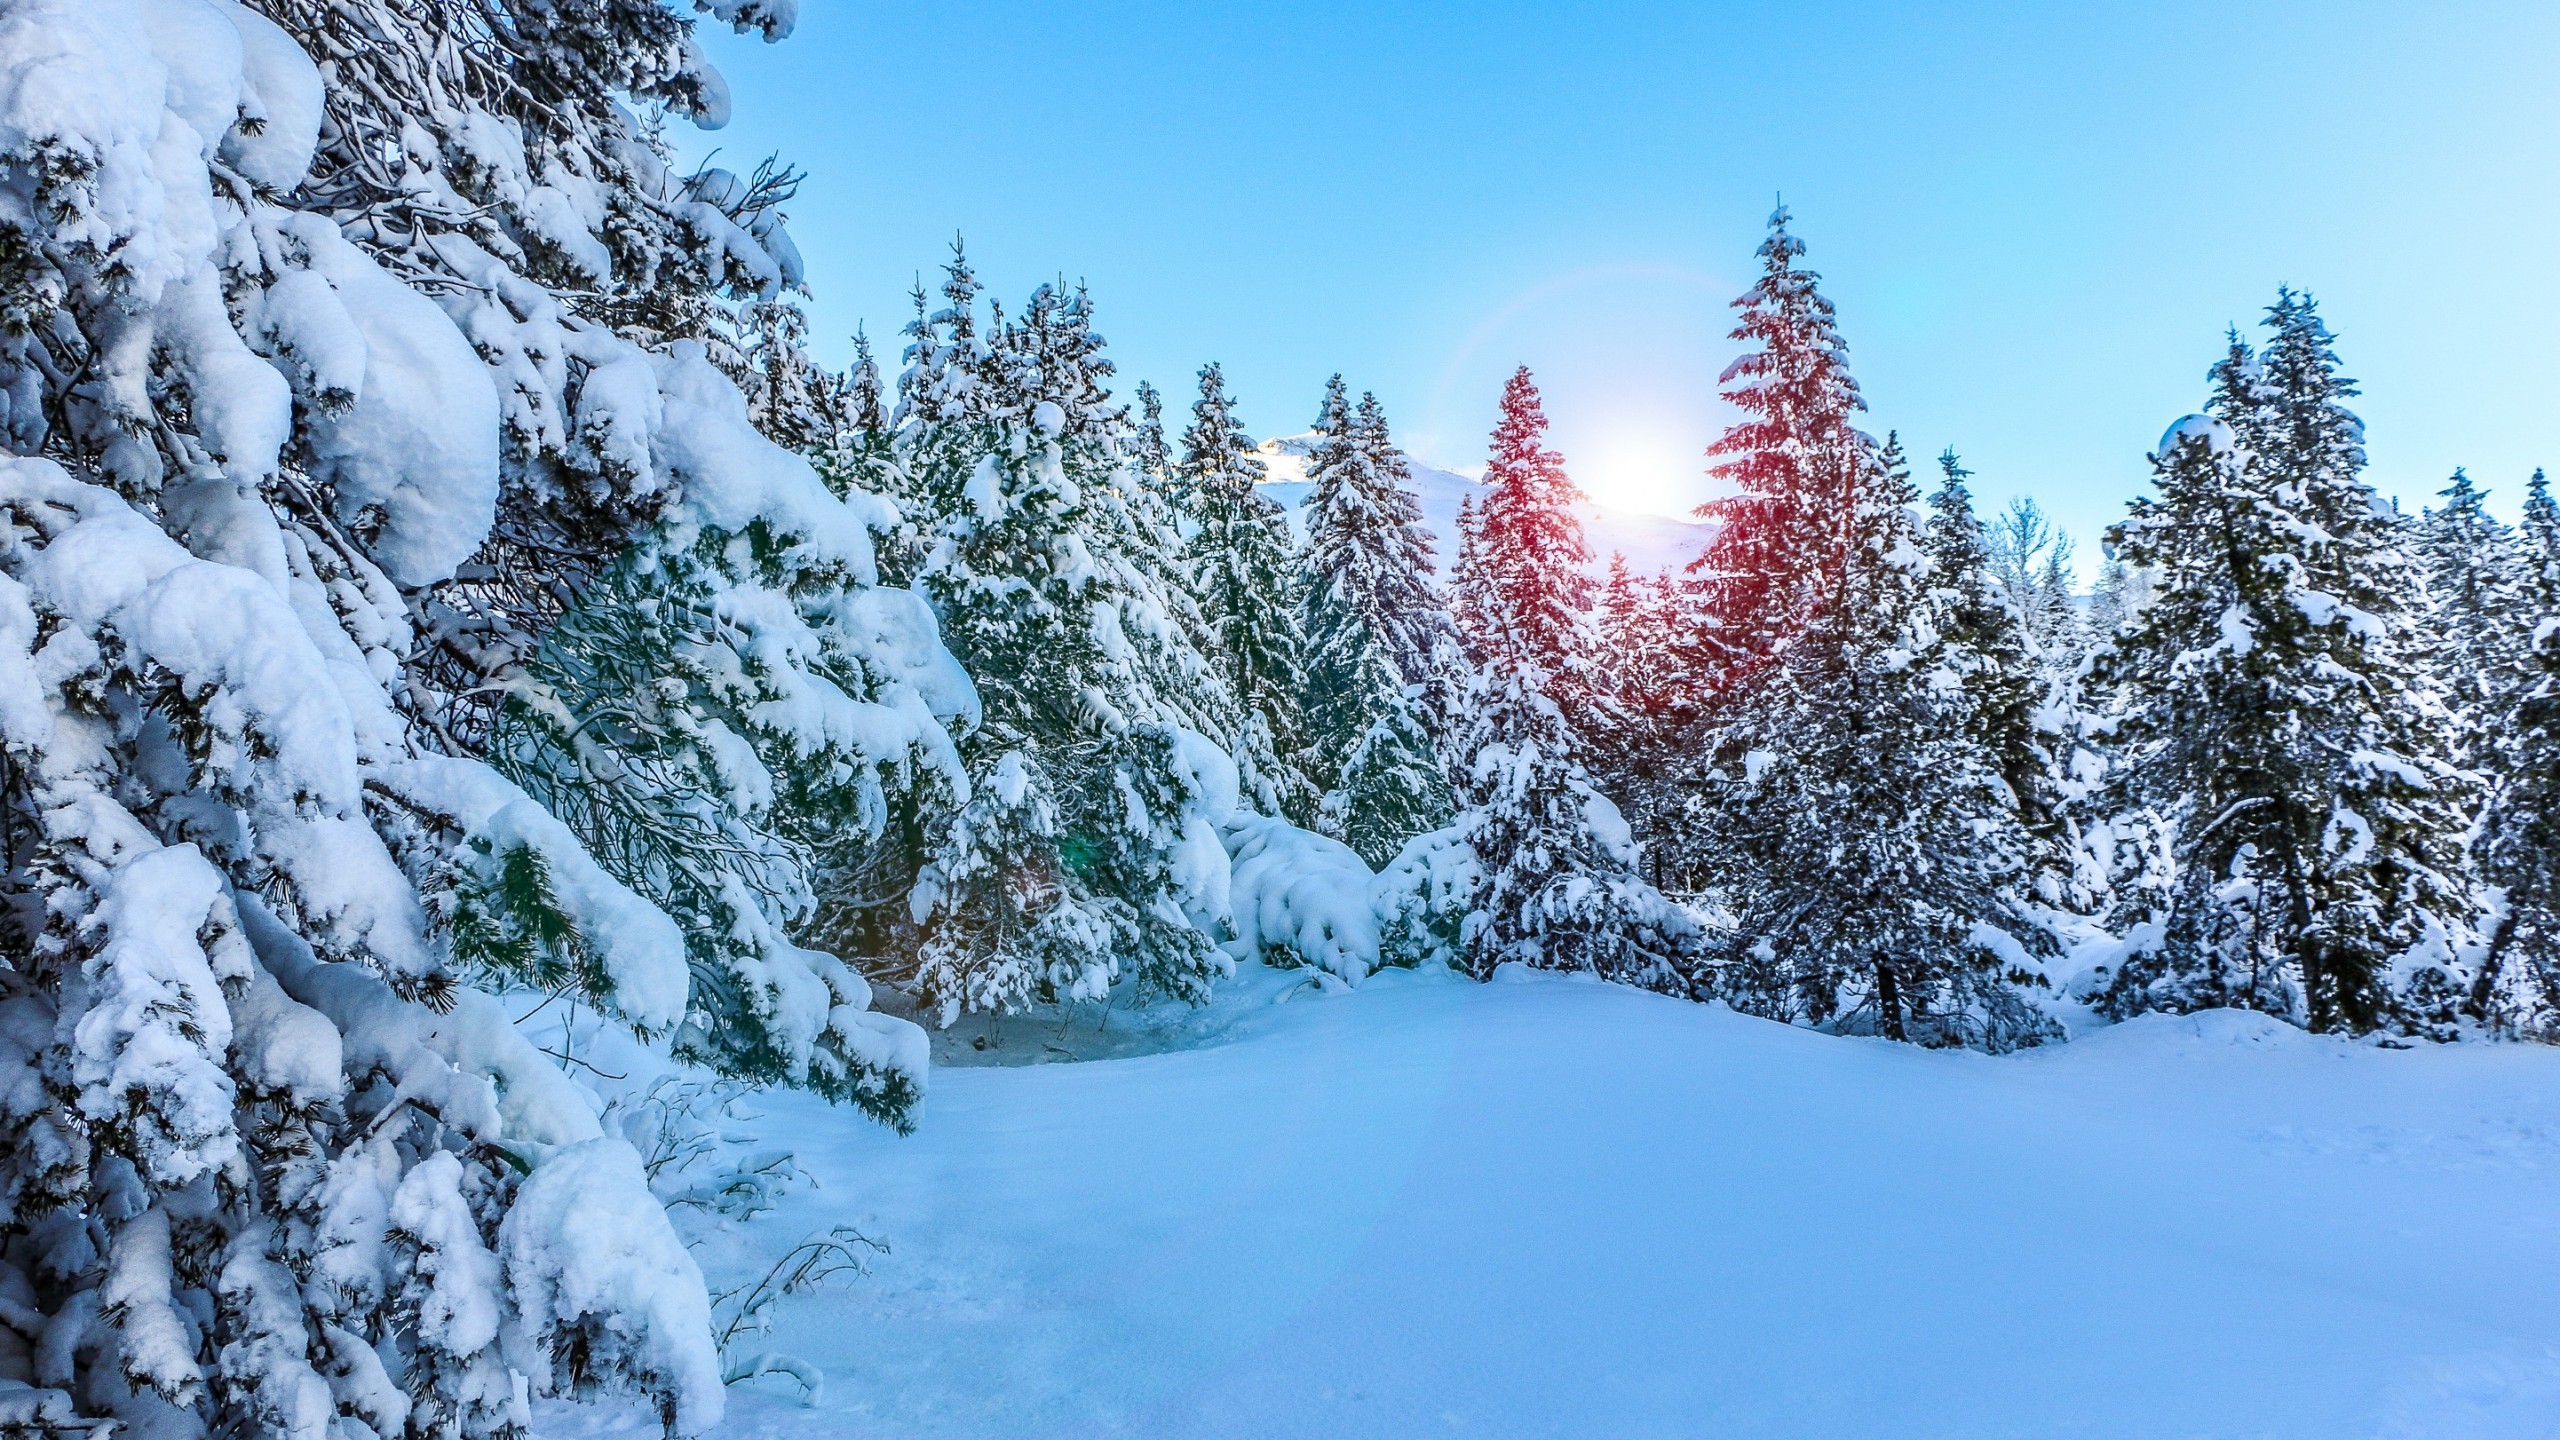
[
  {"xmin": 1255, "ymin": 434, "xmax": 1713, "ymax": 579},
  {"xmin": 550, "ymin": 969, "xmax": 2560, "ymax": 1440}
]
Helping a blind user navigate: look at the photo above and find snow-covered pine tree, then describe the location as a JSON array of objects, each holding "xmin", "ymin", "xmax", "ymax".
[
  {"xmin": 1438, "ymin": 381, "xmax": 1701, "ymax": 989},
  {"xmin": 1687, "ymin": 205, "xmax": 1868, "ymax": 683},
  {"xmin": 741, "ymin": 294, "xmax": 853, "ymax": 453},
  {"xmin": 1182, "ymin": 363, "xmax": 1319, "ymax": 821},
  {"xmin": 816, "ymin": 327, "xmax": 917, "ymax": 580},
  {"xmin": 1297, "ymin": 379, "xmax": 1454, "ymax": 859},
  {"xmin": 1453, "ymin": 368, "xmax": 1592, "ymax": 684},
  {"xmin": 0, "ymin": 2, "xmax": 919, "ymax": 1433},
  {"xmin": 2412, "ymin": 468, "xmax": 2528, "ymax": 766},
  {"xmin": 1700, "ymin": 435, "xmax": 2058, "ymax": 1049},
  {"xmin": 1583, "ymin": 556, "xmax": 1689, "ymax": 879},
  {"xmin": 2476, "ymin": 618, "xmax": 2560, "ymax": 1033},
  {"xmin": 1133, "ymin": 381, "xmax": 1175, "ymax": 484},
  {"xmin": 2521, "ymin": 468, "xmax": 2560, "ymax": 615},
  {"xmin": 1925, "ymin": 450, "xmax": 2060, "ymax": 849},
  {"xmin": 489, "ymin": 471, "xmax": 977, "ymax": 1113},
  {"xmin": 892, "ymin": 263, "xmax": 1235, "ymax": 1024},
  {"xmin": 2092, "ymin": 299, "xmax": 2469, "ymax": 1035},
  {"xmin": 1452, "ymin": 664, "xmax": 1705, "ymax": 989}
]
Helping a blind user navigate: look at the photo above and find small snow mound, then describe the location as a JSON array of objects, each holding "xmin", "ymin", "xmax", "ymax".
[
  {"xmin": 2083, "ymin": 1007, "xmax": 2308, "ymax": 1054},
  {"xmin": 1489, "ymin": 960, "xmax": 1540, "ymax": 985}
]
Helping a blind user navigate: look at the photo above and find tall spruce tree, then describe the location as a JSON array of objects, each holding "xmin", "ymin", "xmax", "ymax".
[
  {"xmin": 2412, "ymin": 468, "xmax": 2528, "ymax": 765},
  {"xmin": 1183, "ymin": 363, "xmax": 1319, "ymax": 820},
  {"xmin": 1688, "ymin": 205, "xmax": 1868, "ymax": 682},
  {"xmin": 1297, "ymin": 379, "xmax": 1456, "ymax": 859},
  {"xmin": 2520, "ymin": 468, "xmax": 2560, "ymax": 615},
  {"xmin": 1701, "ymin": 436, "xmax": 2058, "ymax": 1049},
  {"xmin": 1454, "ymin": 368, "xmax": 1592, "ymax": 681},
  {"xmin": 1925, "ymin": 450, "xmax": 2060, "ymax": 849},
  {"xmin": 2477, "ymin": 617, "xmax": 2560, "ymax": 1033},
  {"xmin": 2092, "ymin": 299, "xmax": 2469, "ymax": 1035}
]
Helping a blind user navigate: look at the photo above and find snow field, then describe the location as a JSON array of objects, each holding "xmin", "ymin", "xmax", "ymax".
[{"xmin": 556, "ymin": 968, "xmax": 2560, "ymax": 1439}]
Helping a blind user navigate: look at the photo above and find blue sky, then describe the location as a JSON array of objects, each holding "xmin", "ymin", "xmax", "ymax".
[{"xmin": 688, "ymin": 1, "xmax": 2559, "ymax": 567}]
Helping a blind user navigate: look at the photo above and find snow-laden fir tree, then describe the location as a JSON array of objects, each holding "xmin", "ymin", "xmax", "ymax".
[
  {"xmin": 1300, "ymin": 385, "xmax": 1460, "ymax": 694},
  {"xmin": 1925, "ymin": 451, "xmax": 2063, "ymax": 851},
  {"xmin": 1452, "ymin": 368, "xmax": 1591, "ymax": 684},
  {"xmin": 2475, "ymin": 618, "xmax": 2560, "ymax": 1033},
  {"xmin": 891, "ymin": 260, "xmax": 1238, "ymax": 1024},
  {"xmin": 1450, "ymin": 664, "xmax": 1705, "ymax": 989},
  {"xmin": 1182, "ymin": 363, "xmax": 1319, "ymax": 821},
  {"xmin": 1700, "ymin": 436, "xmax": 2059, "ymax": 1049},
  {"xmin": 1584, "ymin": 556, "xmax": 1690, "ymax": 880},
  {"xmin": 2411, "ymin": 468, "xmax": 2528, "ymax": 766},
  {"xmin": 0, "ymin": 2, "xmax": 923, "ymax": 1434},
  {"xmin": 489, "ymin": 466, "xmax": 978, "ymax": 1114},
  {"xmin": 741, "ymin": 293, "xmax": 854, "ymax": 453},
  {"xmin": 1297, "ymin": 378, "xmax": 1454, "ymax": 860},
  {"xmin": 2521, "ymin": 468, "xmax": 2560, "ymax": 614},
  {"xmin": 1433, "ymin": 375, "xmax": 1701, "ymax": 989},
  {"xmin": 817, "ymin": 327, "xmax": 916, "ymax": 580},
  {"xmin": 1687, "ymin": 205, "xmax": 1868, "ymax": 682},
  {"xmin": 2091, "ymin": 299, "xmax": 2470, "ymax": 1036}
]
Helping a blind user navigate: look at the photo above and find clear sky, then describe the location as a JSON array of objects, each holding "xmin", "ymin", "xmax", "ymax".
[{"xmin": 686, "ymin": 1, "xmax": 2560, "ymax": 567}]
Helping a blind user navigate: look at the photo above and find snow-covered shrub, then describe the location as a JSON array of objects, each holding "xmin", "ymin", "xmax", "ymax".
[
  {"xmin": 1372, "ymin": 825, "xmax": 1483, "ymax": 971},
  {"xmin": 1223, "ymin": 816, "xmax": 1383, "ymax": 982},
  {"xmin": 0, "ymin": 0, "xmax": 930, "ymax": 1432}
]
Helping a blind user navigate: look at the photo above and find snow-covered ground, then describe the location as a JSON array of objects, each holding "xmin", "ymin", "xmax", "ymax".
[
  {"xmin": 1255, "ymin": 435, "xmax": 1712, "ymax": 578},
  {"xmin": 553, "ymin": 966, "xmax": 2560, "ymax": 1440}
]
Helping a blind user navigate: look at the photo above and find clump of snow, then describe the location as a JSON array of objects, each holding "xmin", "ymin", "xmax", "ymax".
[
  {"xmin": 1222, "ymin": 816, "xmax": 1382, "ymax": 982},
  {"xmin": 500, "ymin": 1138, "xmax": 723, "ymax": 1436},
  {"xmin": 2155, "ymin": 412, "xmax": 2235, "ymax": 460}
]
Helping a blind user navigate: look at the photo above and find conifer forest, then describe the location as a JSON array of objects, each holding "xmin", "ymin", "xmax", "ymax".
[{"xmin": 0, "ymin": 2, "xmax": 2550, "ymax": 1437}]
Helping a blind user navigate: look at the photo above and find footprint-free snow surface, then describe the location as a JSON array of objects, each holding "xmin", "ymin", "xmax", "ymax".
[{"xmin": 559, "ymin": 967, "xmax": 2560, "ymax": 1439}]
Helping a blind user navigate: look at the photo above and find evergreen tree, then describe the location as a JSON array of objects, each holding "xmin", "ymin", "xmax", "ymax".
[
  {"xmin": 2520, "ymin": 468, "xmax": 2560, "ymax": 614},
  {"xmin": 2092, "ymin": 299, "xmax": 2469, "ymax": 1035},
  {"xmin": 0, "ymin": 2, "xmax": 876, "ymax": 1432},
  {"xmin": 1296, "ymin": 379, "xmax": 1457, "ymax": 857},
  {"xmin": 1926, "ymin": 450, "xmax": 2058, "ymax": 847},
  {"xmin": 1319, "ymin": 646, "xmax": 1455, "ymax": 868},
  {"xmin": 492, "ymin": 487, "xmax": 973, "ymax": 1114},
  {"xmin": 742, "ymin": 295, "xmax": 854, "ymax": 452},
  {"xmin": 885, "ymin": 260, "xmax": 1254, "ymax": 1019},
  {"xmin": 1183, "ymin": 363, "xmax": 1319, "ymax": 821},
  {"xmin": 1584, "ymin": 555, "xmax": 1688, "ymax": 875},
  {"xmin": 2476, "ymin": 623, "xmax": 2560, "ymax": 1033},
  {"xmin": 1453, "ymin": 368, "xmax": 1592, "ymax": 681},
  {"xmin": 1452, "ymin": 664, "xmax": 1704, "ymax": 989},
  {"xmin": 1688, "ymin": 205, "xmax": 1868, "ymax": 682},
  {"xmin": 818, "ymin": 326, "xmax": 916, "ymax": 579},
  {"xmin": 1133, "ymin": 380, "xmax": 1175, "ymax": 486},
  {"xmin": 1701, "ymin": 436, "xmax": 2058, "ymax": 1050},
  {"xmin": 2412, "ymin": 468, "xmax": 2528, "ymax": 763},
  {"xmin": 893, "ymin": 264, "xmax": 1237, "ymax": 1023}
]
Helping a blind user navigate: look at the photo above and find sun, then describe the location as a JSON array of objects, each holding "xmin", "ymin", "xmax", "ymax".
[{"xmin": 1570, "ymin": 413, "xmax": 1707, "ymax": 519}]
